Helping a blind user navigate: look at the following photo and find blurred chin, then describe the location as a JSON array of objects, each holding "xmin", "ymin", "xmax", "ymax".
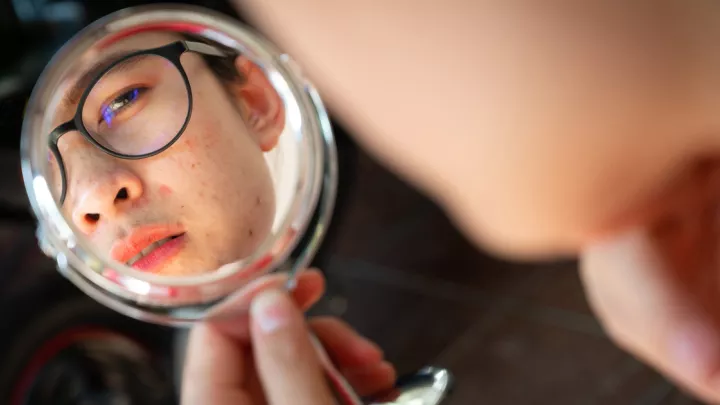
[
  {"xmin": 463, "ymin": 224, "xmax": 578, "ymax": 263},
  {"xmin": 443, "ymin": 201, "xmax": 583, "ymax": 263}
]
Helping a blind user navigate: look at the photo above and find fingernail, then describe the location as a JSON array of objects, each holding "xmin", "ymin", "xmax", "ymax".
[
  {"xmin": 670, "ymin": 322, "xmax": 717, "ymax": 381},
  {"xmin": 251, "ymin": 289, "xmax": 293, "ymax": 334}
]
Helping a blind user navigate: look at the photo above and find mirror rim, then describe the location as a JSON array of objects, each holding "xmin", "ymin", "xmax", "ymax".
[{"xmin": 21, "ymin": 4, "xmax": 338, "ymax": 325}]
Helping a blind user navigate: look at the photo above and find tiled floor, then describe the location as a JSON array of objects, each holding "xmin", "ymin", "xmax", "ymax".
[{"xmin": 310, "ymin": 141, "xmax": 704, "ymax": 405}]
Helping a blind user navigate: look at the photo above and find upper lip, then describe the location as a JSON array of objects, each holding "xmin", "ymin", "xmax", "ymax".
[{"xmin": 110, "ymin": 224, "xmax": 185, "ymax": 264}]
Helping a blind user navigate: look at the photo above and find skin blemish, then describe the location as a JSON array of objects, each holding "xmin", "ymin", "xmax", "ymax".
[
  {"xmin": 249, "ymin": 228, "xmax": 254, "ymax": 237},
  {"xmin": 256, "ymin": 196, "xmax": 261, "ymax": 206},
  {"xmin": 159, "ymin": 185, "xmax": 173, "ymax": 196}
]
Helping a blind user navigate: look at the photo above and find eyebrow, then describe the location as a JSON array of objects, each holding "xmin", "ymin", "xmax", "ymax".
[{"xmin": 59, "ymin": 52, "xmax": 154, "ymax": 113}]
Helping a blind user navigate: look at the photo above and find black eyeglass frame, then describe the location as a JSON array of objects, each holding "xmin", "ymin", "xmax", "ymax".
[{"xmin": 48, "ymin": 40, "xmax": 230, "ymax": 205}]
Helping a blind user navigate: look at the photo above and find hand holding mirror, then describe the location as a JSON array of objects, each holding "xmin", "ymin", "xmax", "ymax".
[{"xmin": 21, "ymin": 5, "xmax": 452, "ymax": 404}]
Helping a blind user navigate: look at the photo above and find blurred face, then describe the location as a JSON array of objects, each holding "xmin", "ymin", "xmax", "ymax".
[{"xmin": 47, "ymin": 32, "xmax": 285, "ymax": 276}]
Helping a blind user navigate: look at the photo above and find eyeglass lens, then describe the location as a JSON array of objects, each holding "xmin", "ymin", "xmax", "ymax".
[{"xmin": 82, "ymin": 54, "xmax": 190, "ymax": 156}]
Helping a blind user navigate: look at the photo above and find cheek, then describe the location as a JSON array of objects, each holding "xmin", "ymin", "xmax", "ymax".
[
  {"xmin": 245, "ymin": 174, "xmax": 277, "ymax": 241},
  {"xmin": 159, "ymin": 127, "xmax": 221, "ymax": 175},
  {"xmin": 167, "ymin": 100, "xmax": 226, "ymax": 155}
]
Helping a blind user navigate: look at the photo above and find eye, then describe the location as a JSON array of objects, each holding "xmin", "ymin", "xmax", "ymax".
[{"xmin": 98, "ymin": 86, "xmax": 148, "ymax": 127}]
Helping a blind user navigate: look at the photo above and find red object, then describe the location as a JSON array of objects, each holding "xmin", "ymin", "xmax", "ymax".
[
  {"xmin": 110, "ymin": 224, "xmax": 186, "ymax": 272},
  {"xmin": 97, "ymin": 22, "xmax": 208, "ymax": 49},
  {"xmin": 10, "ymin": 328, "xmax": 140, "ymax": 405}
]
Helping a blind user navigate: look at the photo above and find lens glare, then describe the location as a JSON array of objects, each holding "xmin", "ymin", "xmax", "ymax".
[{"xmin": 82, "ymin": 55, "xmax": 189, "ymax": 156}]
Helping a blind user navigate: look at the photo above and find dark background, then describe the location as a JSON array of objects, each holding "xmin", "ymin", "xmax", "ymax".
[{"xmin": 0, "ymin": 0, "xmax": 704, "ymax": 404}]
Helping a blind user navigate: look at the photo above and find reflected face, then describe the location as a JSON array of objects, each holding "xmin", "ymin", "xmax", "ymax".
[{"xmin": 47, "ymin": 32, "xmax": 285, "ymax": 276}]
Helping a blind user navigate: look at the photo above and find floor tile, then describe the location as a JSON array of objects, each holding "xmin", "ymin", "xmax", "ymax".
[
  {"xmin": 310, "ymin": 269, "xmax": 486, "ymax": 375},
  {"xmin": 654, "ymin": 389, "xmax": 706, "ymax": 405},
  {"xmin": 436, "ymin": 307, "xmax": 665, "ymax": 405},
  {"xmin": 521, "ymin": 261, "xmax": 596, "ymax": 315}
]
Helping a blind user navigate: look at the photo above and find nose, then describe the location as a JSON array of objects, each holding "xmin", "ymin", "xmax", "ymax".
[{"xmin": 71, "ymin": 167, "xmax": 144, "ymax": 234}]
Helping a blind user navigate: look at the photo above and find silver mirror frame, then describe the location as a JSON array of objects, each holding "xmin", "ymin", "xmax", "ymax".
[{"xmin": 21, "ymin": 4, "xmax": 338, "ymax": 326}]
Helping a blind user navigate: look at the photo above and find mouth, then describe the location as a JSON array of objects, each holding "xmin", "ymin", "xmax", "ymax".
[
  {"xmin": 126, "ymin": 234, "xmax": 183, "ymax": 266},
  {"xmin": 110, "ymin": 225, "xmax": 187, "ymax": 273}
]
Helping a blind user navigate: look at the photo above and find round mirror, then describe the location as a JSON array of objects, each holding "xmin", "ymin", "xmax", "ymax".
[{"xmin": 21, "ymin": 4, "xmax": 336, "ymax": 326}]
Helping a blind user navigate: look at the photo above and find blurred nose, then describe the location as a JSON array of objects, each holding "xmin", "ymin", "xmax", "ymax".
[{"xmin": 70, "ymin": 162, "xmax": 144, "ymax": 235}]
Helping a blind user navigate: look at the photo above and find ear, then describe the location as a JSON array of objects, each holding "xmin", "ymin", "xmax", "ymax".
[{"xmin": 232, "ymin": 56, "xmax": 285, "ymax": 152}]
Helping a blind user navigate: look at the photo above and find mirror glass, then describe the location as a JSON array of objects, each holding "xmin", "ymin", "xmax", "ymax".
[
  {"xmin": 49, "ymin": 33, "xmax": 288, "ymax": 277},
  {"xmin": 21, "ymin": 5, "xmax": 336, "ymax": 323}
]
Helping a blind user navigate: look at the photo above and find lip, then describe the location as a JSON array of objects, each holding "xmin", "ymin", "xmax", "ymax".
[{"xmin": 110, "ymin": 224, "xmax": 186, "ymax": 272}]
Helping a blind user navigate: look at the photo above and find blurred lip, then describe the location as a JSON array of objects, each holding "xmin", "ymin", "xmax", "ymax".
[{"xmin": 110, "ymin": 224, "xmax": 186, "ymax": 272}]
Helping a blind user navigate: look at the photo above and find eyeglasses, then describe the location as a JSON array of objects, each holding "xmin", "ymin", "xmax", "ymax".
[{"xmin": 48, "ymin": 40, "xmax": 232, "ymax": 206}]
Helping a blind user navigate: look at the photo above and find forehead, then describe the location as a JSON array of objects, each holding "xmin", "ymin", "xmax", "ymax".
[
  {"xmin": 69, "ymin": 31, "xmax": 183, "ymax": 81},
  {"xmin": 100, "ymin": 31, "xmax": 183, "ymax": 55},
  {"xmin": 73, "ymin": 31, "xmax": 184, "ymax": 85}
]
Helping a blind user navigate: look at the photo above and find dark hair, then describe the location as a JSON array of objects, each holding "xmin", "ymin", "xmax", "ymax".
[{"xmin": 181, "ymin": 33, "xmax": 246, "ymax": 85}]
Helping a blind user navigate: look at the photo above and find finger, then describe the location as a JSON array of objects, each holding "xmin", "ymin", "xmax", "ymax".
[
  {"xmin": 291, "ymin": 268, "xmax": 326, "ymax": 311},
  {"xmin": 341, "ymin": 362, "xmax": 397, "ymax": 397},
  {"xmin": 309, "ymin": 316, "xmax": 384, "ymax": 368},
  {"xmin": 580, "ymin": 228, "xmax": 720, "ymax": 403},
  {"xmin": 310, "ymin": 317, "xmax": 396, "ymax": 396},
  {"xmin": 210, "ymin": 269, "xmax": 326, "ymax": 339},
  {"xmin": 181, "ymin": 323, "xmax": 253, "ymax": 405},
  {"xmin": 251, "ymin": 289, "xmax": 335, "ymax": 405}
]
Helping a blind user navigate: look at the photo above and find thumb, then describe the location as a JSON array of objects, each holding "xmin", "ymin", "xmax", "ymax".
[{"xmin": 250, "ymin": 289, "xmax": 335, "ymax": 405}]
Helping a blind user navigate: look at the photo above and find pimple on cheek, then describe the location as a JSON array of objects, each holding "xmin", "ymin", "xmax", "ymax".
[{"xmin": 159, "ymin": 185, "xmax": 173, "ymax": 197}]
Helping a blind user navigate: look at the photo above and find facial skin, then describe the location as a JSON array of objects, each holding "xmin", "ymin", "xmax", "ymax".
[{"xmin": 48, "ymin": 32, "xmax": 285, "ymax": 276}]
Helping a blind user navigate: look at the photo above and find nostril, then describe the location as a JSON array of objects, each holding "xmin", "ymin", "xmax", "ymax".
[
  {"xmin": 85, "ymin": 213, "xmax": 100, "ymax": 223},
  {"xmin": 115, "ymin": 187, "xmax": 129, "ymax": 202}
]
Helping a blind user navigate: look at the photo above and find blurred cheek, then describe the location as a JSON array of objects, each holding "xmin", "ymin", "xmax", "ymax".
[{"xmin": 160, "ymin": 118, "xmax": 221, "ymax": 175}]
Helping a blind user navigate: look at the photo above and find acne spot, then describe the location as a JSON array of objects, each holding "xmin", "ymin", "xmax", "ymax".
[
  {"xmin": 159, "ymin": 185, "xmax": 173, "ymax": 196},
  {"xmin": 256, "ymin": 196, "xmax": 261, "ymax": 206},
  {"xmin": 191, "ymin": 163, "xmax": 196, "ymax": 169},
  {"xmin": 249, "ymin": 228, "xmax": 254, "ymax": 237}
]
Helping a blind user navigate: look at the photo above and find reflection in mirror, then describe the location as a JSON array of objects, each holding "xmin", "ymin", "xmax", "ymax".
[
  {"xmin": 45, "ymin": 31, "xmax": 288, "ymax": 277},
  {"xmin": 25, "ymin": 6, "xmax": 328, "ymax": 319}
]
